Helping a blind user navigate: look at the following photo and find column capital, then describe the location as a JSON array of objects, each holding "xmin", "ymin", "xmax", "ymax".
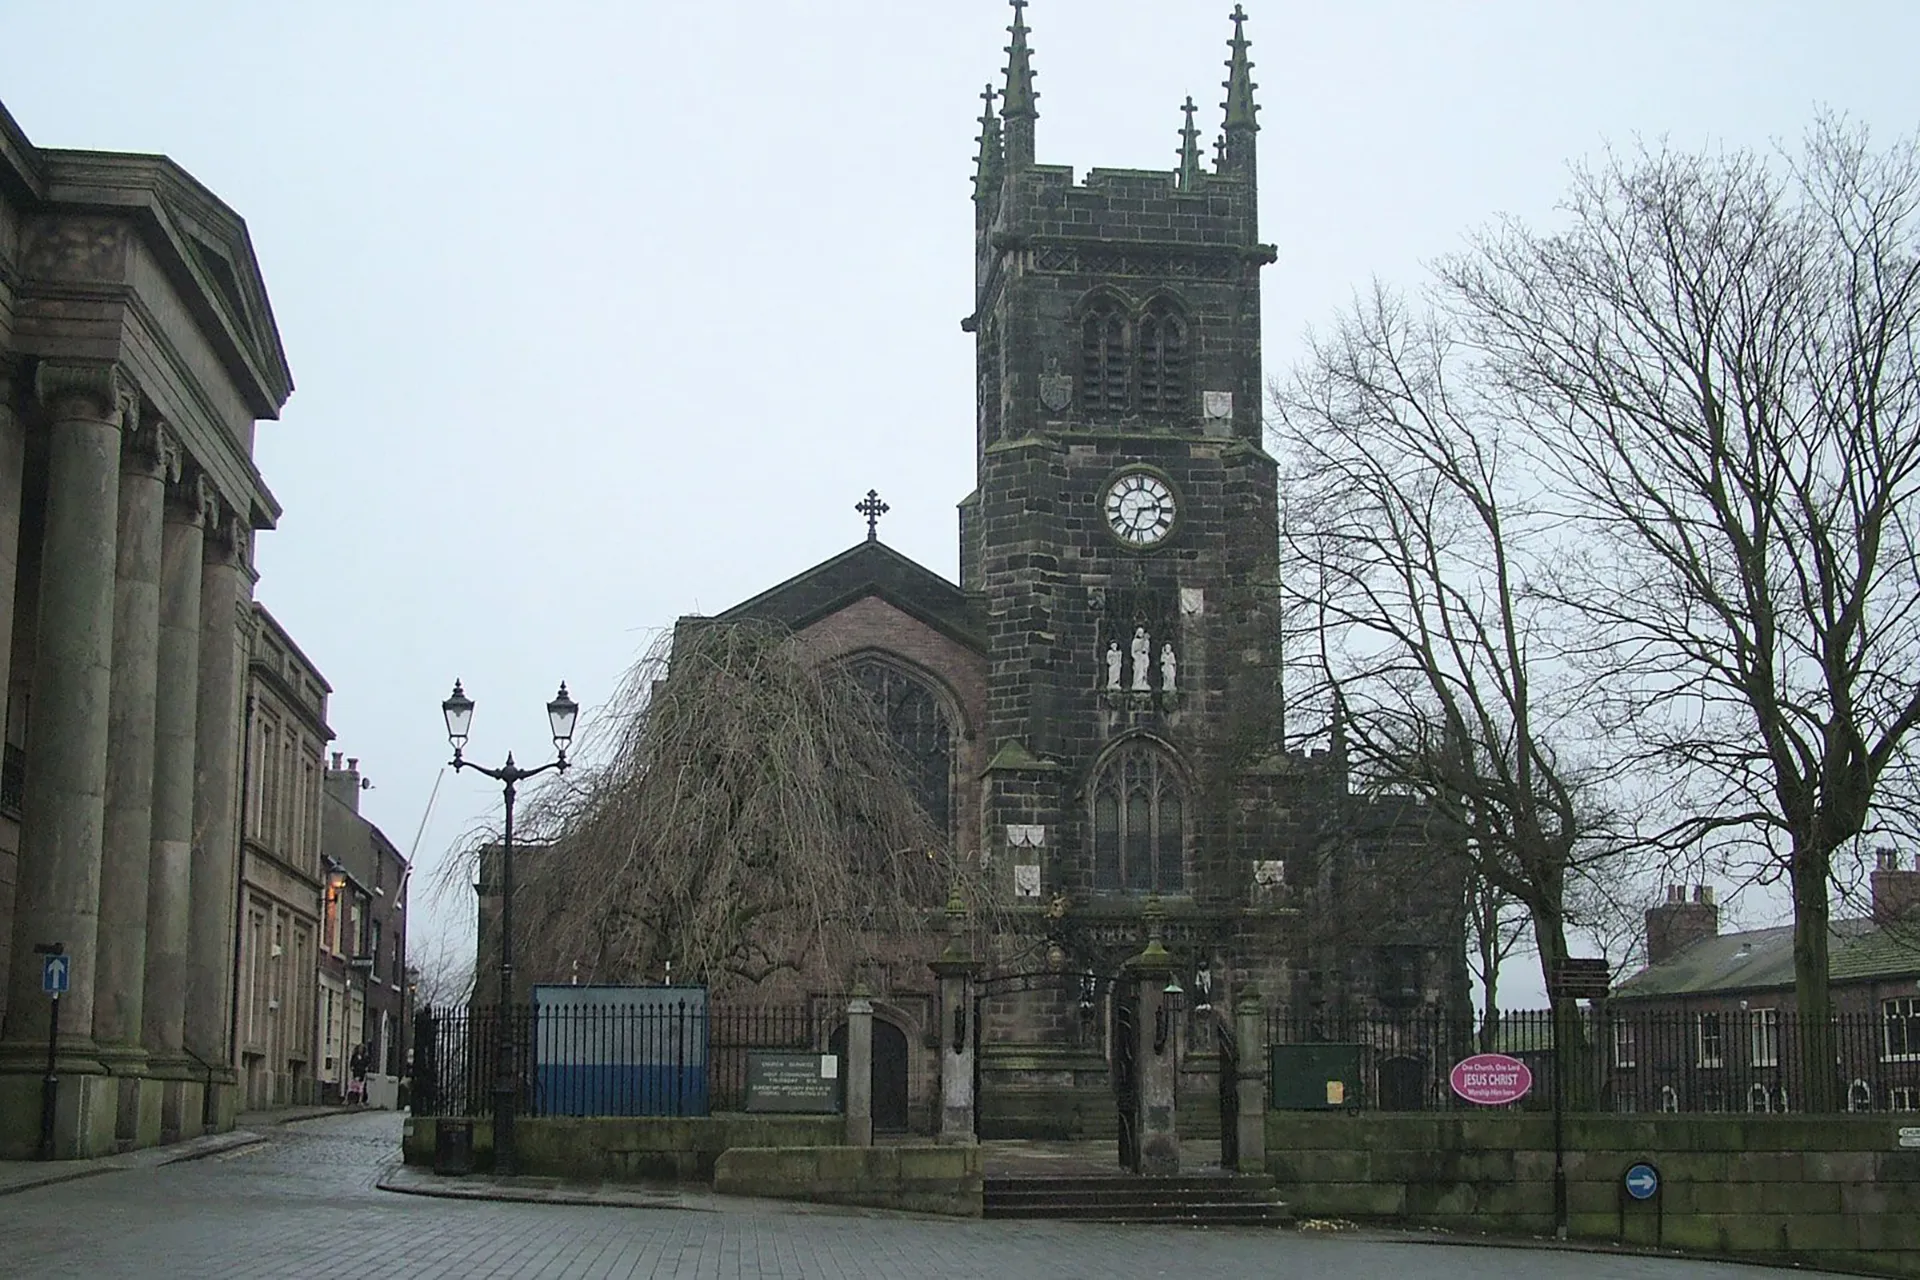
[
  {"xmin": 125, "ymin": 416, "xmax": 182, "ymax": 483},
  {"xmin": 34, "ymin": 360, "xmax": 125, "ymax": 426},
  {"xmin": 164, "ymin": 470, "xmax": 216, "ymax": 527}
]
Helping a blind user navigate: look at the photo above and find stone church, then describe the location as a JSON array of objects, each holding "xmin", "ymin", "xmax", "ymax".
[{"xmin": 687, "ymin": 3, "xmax": 1465, "ymax": 1136}]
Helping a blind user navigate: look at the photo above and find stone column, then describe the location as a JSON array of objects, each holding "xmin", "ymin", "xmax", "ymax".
[
  {"xmin": 1126, "ymin": 898, "xmax": 1180, "ymax": 1175},
  {"xmin": 0, "ymin": 362, "xmax": 124, "ymax": 1159},
  {"xmin": 94, "ymin": 413, "xmax": 174, "ymax": 1145},
  {"xmin": 143, "ymin": 473, "xmax": 208, "ymax": 1140},
  {"xmin": 184, "ymin": 508, "xmax": 251, "ymax": 1126},
  {"xmin": 844, "ymin": 985, "xmax": 873, "ymax": 1148},
  {"xmin": 0, "ymin": 366, "xmax": 26, "ymax": 788},
  {"xmin": 929, "ymin": 890, "xmax": 979, "ymax": 1145},
  {"xmin": 1233, "ymin": 984, "xmax": 1266, "ymax": 1173}
]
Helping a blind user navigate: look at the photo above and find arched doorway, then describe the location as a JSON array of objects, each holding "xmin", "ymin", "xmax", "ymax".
[{"xmin": 829, "ymin": 1019, "xmax": 911, "ymax": 1134}]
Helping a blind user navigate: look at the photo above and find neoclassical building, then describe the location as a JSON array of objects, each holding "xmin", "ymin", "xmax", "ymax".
[
  {"xmin": 237, "ymin": 605, "xmax": 331, "ymax": 1111},
  {"xmin": 0, "ymin": 99, "xmax": 292, "ymax": 1156}
]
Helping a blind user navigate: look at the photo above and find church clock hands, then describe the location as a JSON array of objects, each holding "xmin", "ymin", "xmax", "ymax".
[{"xmin": 1103, "ymin": 471, "xmax": 1177, "ymax": 547}]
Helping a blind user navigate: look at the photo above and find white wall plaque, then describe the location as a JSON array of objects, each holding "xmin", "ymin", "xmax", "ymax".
[
  {"xmin": 1014, "ymin": 865, "xmax": 1042, "ymax": 898},
  {"xmin": 1006, "ymin": 824, "xmax": 1046, "ymax": 848},
  {"xmin": 1254, "ymin": 860, "xmax": 1286, "ymax": 889},
  {"xmin": 1203, "ymin": 391, "xmax": 1233, "ymax": 419},
  {"xmin": 820, "ymin": 1055, "xmax": 838, "ymax": 1080},
  {"xmin": 1180, "ymin": 588, "xmax": 1205, "ymax": 616}
]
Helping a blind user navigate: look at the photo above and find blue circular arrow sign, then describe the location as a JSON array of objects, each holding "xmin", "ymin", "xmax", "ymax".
[{"xmin": 1624, "ymin": 1162, "xmax": 1659, "ymax": 1201}]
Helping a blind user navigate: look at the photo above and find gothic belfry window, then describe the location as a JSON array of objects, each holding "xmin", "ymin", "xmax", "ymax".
[
  {"xmin": 845, "ymin": 658, "xmax": 953, "ymax": 834},
  {"xmin": 1136, "ymin": 301, "xmax": 1187, "ymax": 415},
  {"xmin": 1080, "ymin": 300, "xmax": 1129, "ymax": 416},
  {"xmin": 1090, "ymin": 742, "xmax": 1186, "ymax": 894}
]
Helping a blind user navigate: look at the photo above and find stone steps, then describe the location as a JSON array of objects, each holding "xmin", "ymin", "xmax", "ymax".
[{"xmin": 983, "ymin": 1174, "xmax": 1290, "ymax": 1226}]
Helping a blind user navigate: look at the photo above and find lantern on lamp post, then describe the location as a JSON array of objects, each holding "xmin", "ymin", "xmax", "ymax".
[{"xmin": 441, "ymin": 679, "xmax": 577, "ymax": 1176}]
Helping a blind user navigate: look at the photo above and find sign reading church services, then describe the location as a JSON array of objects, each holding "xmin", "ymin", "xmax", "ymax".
[
  {"xmin": 1449, "ymin": 1053, "xmax": 1533, "ymax": 1106},
  {"xmin": 745, "ymin": 1051, "xmax": 841, "ymax": 1114}
]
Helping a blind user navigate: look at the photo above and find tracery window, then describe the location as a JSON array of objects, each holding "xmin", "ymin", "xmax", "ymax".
[
  {"xmin": 1136, "ymin": 303, "xmax": 1187, "ymax": 414},
  {"xmin": 847, "ymin": 659, "xmax": 953, "ymax": 834},
  {"xmin": 1080, "ymin": 301, "xmax": 1129, "ymax": 416},
  {"xmin": 1090, "ymin": 742, "xmax": 1185, "ymax": 893}
]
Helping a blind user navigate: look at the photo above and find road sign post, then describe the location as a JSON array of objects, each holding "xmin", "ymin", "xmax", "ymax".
[
  {"xmin": 35, "ymin": 944, "xmax": 66, "ymax": 1161},
  {"xmin": 1618, "ymin": 1160, "xmax": 1663, "ymax": 1245}
]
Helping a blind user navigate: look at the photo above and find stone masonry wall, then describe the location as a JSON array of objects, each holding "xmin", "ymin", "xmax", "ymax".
[{"xmin": 1268, "ymin": 1112, "xmax": 1920, "ymax": 1277}]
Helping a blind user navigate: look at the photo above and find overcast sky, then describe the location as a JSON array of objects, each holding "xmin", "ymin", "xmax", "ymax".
[{"xmin": 4, "ymin": 2, "xmax": 1917, "ymax": 988}]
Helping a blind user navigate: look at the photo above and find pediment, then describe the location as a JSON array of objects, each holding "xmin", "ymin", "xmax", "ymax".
[{"xmin": 712, "ymin": 540, "xmax": 985, "ymax": 654}]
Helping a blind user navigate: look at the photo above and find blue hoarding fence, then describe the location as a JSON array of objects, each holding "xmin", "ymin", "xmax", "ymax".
[{"xmin": 412, "ymin": 995, "xmax": 826, "ymax": 1119}]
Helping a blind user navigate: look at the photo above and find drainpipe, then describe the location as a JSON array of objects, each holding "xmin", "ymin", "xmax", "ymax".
[{"xmin": 227, "ymin": 691, "xmax": 255, "ymax": 1112}]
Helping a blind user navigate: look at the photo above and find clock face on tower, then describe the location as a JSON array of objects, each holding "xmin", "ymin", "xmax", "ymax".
[{"xmin": 1104, "ymin": 470, "xmax": 1178, "ymax": 547}]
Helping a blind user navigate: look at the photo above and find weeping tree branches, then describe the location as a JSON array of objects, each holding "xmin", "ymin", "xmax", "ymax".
[
  {"xmin": 1441, "ymin": 119, "xmax": 1920, "ymax": 1108},
  {"xmin": 459, "ymin": 620, "xmax": 970, "ymax": 997},
  {"xmin": 1272, "ymin": 285, "xmax": 1626, "ymax": 1042}
]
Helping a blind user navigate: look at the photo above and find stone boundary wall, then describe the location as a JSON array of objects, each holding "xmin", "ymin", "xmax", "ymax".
[
  {"xmin": 402, "ymin": 1114, "xmax": 842, "ymax": 1181},
  {"xmin": 1267, "ymin": 1113, "xmax": 1920, "ymax": 1277},
  {"xmin": 713, "ymin": 1144, "xmax": 984, "ymax": 1217}
]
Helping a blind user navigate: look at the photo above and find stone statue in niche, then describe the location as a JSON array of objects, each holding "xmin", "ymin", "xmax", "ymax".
[
  {"xmin": 1106, "ymin": 641, "xmax": 1123, "ymax": 690},
  {"xmin": 1131, "ymin": 627, "xmax": 1152, "ymax": 691},
  {"xmin": 1161, "ymin": 643, "xmax": 1177, "ymax": 693}
]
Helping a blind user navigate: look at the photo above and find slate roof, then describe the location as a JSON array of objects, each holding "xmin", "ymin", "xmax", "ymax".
[
  {"xmin": 708, "ymin": 539, "xmax": 985, "ymax": 653},
  {"xmin": 1612, "ymin": 915, "xmax": 1920, "ymax": 999}
]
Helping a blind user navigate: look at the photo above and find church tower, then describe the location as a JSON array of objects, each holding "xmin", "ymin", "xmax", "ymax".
[{"xmin": 960, "ymin": 4, "xmax": 1283, "ymax": 940}]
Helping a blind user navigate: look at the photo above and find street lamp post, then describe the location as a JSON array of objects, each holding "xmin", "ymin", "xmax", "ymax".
[{"xmin": 442, "ymin": 678, "xmax": 578, "ymax": 1177}]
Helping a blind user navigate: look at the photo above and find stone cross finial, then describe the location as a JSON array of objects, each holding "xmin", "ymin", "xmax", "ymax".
[{"xmin": 856, "ymin": 489, "xmax": 890, "ymax": 540}]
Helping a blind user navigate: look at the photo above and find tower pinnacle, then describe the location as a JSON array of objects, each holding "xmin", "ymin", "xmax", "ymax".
[
  {"xmin": 1001, "ymin": 0, "xmax": 1038, "ymax": 169},
  {"xmin": 1219, "ymin": 4, "xmax": 1259, "ymax": 180},
  {"xmin": 974, "ymin": 83, "xmax": 1004, "ymax": 199},
  {"xmin": 1177, "ymin": 96, "xmax": 1202, "ymax": 190}
]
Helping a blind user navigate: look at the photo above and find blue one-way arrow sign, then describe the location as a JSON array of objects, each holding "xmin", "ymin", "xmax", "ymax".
[
  {"xmin": 1624, "ymin": 1162, "xmax": 1659, "ymax": 1201},
  {"xmin": 41, "ymin": 953, "xmax": 69, "ymax": 996}
]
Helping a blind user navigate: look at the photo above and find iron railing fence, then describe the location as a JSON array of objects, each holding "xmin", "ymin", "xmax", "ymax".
[
  {"xmin": 1265, "ymin": 1006, "xmax": 1920, "ymax": 1115},
  {"xmin": 412, "ymin": 1001, "xmax": 828, "ymax": 1119}
]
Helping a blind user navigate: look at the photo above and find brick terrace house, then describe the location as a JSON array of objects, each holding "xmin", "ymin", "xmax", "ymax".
[
  {"xmin": 320, "ymin": 754, "xmax": 409, "ymax": 1106},
  {"xmin": 1607, "ymin": 858, "xmax": 1920, "ymax": 1114},
  {"xmin": 485, "ymin": 3, "xmax": 1467, "ymax": 1139}
]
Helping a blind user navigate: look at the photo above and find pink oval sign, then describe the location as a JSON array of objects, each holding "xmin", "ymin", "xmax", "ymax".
[{"xmin": 1450, "ymin": 1053, "xmax": 1533, "ymax": 1105}]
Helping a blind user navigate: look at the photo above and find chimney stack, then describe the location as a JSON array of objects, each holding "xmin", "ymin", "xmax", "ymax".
[
  {"xmin": 1646, "ymin": 883, "xmax": 1719, "ymax": 966},
  {"xmin": 1872, "ymin": 848, "xmax": 1920, "ymax": 925},
  {"xmin": 325, "ymin": 752, "xmax": 363, "ymax": 815}
]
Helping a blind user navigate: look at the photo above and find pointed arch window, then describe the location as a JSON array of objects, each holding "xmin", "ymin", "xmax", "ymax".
[
  {"xmin": 1091, "ymin": 742, "xmax": 1185, "ymax": 894},
  {"xmin": 846, "ymin": 659, "xmax": 953, "ymax": 834},
  {"xmin": 1136, "ymin": 302, "xmax": 1187, "ymax": 415},
  {"xmin": 1080, "ymin": 301, "xmax": 1129, "ymax": 416}
]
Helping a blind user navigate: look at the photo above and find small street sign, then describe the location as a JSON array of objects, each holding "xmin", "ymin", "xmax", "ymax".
[
  {"xmin": 41, "ymin": 954, "xmax": 69, "ymax": 996},
  {"xmin": 1624, "ymin": 1162, "xmax": 1660, "ymax": 1201},
  {"xmin": 1897, "ymin": 1126, "xmax": 1920, "ymax": 1149}
]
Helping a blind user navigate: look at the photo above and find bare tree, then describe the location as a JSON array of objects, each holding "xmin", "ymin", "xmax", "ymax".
[
  {"xmin": 1445, "ymin": 120, "xmax": 1920, "ymax": 1108},
  {"xmin": 407, "ymin": 928, "xmax": 475, "ymax": 1012},
  {"xmin": 453, "ymin": 619, "xmax": 974, "ymax": 999},
  {"xmin": 1272, "ymin": 284, "xmax": 1628, "ymax": 1059}
]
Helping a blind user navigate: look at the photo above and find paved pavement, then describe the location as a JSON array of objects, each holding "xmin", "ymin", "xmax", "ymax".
[{"xmin": 0, "ymin": 1111, "xmax": 1850, "ymax": 1278}]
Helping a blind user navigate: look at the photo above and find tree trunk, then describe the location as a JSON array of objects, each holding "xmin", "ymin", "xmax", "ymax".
[{"xmin": 1792, "ymin": 846, "xmax": 1836, "ymax": 1112}]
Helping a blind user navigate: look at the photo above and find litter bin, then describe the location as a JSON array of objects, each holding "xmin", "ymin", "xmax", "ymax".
[{"xmin": 433, "ymin": 1118, "xmax": 474, "ymax": 1176}]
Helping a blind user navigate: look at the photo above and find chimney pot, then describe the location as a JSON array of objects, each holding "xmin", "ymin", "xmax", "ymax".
[
  {"xmin": 331, "ymin": 751, "xmax": 342, "ymax": 769},
  {"xmin": 1700, "ymin": 885, "xmax": 1714, "ymax": 905},
  {"xmin": 347, "ymin": 757, "xmax": 358, "ymax": 772},
  {"xmin": 1668, "ymin": 885, "xmax": 1683, "ymax": 903},
  {"xmin": 1879, "ymin": 847, "xmax": 1899, "ymax": 871}
]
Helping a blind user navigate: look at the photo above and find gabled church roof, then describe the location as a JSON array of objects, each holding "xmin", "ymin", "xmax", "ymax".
[{"xmin": 712, "ymin": 539, "xmax": 984, "ymax": 653}]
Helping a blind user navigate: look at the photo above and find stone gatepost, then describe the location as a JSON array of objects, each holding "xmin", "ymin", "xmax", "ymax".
[
  {"xmin": 1127, "ymin": 897, "xmax": 1180, "ymax": 1175},
  {"xmin": 1234, "ymin": 984, "xmax": 1266, "ymax": 1172},
  {"xmin": 845, "ymin": 985, "xmax": 873, "ymax": 1148},
  {"xmin": 928, "ymin": 889, "xmax": 980, "ymax": 1145}
]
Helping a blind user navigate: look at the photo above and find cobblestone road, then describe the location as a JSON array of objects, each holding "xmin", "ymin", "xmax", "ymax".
[{"xmin": 0, "ymin": 1112, "xmax": 1837, "ymax": 1279}]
